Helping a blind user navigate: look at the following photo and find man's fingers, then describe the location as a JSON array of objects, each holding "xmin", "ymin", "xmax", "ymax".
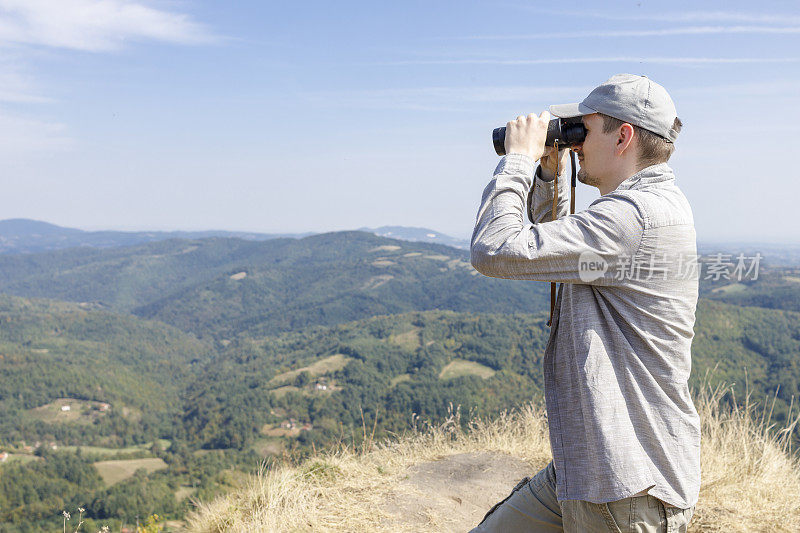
[
  {"xmin": 510, "ymin": 112, "xmax": 549, "ymax": 127},
  {"xmin": 504, "ymin": 111, "xmax": 549, "ymax": 161}
]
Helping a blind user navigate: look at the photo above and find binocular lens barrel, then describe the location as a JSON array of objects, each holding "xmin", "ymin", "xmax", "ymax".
[{"xmin": 492, "ymin": 118, "xmax": 586, "ymax": 156}]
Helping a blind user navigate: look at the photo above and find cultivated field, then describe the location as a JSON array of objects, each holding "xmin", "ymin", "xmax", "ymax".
[
  {"xmin": 27, "ymin": 398, "xmax": 110, "ymax": 425},
  {"xmin": 269, "ymin": 354, "xmax": 352, "ymax": 386},
  {"xmin": 439, "ymin": 359, "xmax": 496, "ymax": 380},
  {"xmin": 94, "ymin": 457, "xmax": 168, "ymax": 486}
]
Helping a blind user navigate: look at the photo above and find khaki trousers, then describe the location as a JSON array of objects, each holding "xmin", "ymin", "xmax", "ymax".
[{"xmin": 469, "ymin": 462, "xmax": 694, "ymax": 533}]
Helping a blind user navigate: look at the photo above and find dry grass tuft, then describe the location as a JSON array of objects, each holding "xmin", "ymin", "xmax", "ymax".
[
  {"xmin": 185, "ymin": 388, "xmax": 800, "ymax": 532},
  {"xmin": 691, "ymin": 383, "xmax": 800, "ymax": 532}
]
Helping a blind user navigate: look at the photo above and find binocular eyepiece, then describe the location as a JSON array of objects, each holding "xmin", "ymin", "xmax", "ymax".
[{"xmin": 492, "ymin": 118, "xmax": 587, "ymax": 156}]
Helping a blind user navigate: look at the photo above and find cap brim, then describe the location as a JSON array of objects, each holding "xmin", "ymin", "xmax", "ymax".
[{"xmin": 549, "ymin": 102, "xmax": 595, "ymax": 118}]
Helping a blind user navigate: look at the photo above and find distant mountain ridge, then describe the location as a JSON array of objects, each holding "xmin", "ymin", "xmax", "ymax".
[
  {"xmin": 10, "ymin": 219, "xmax": 800, "ymax": 263},
  {"xmin": 358, "ymin": 226, "xmax": 469, "ymax": 249},
  {"xmin": 0, "ymin": 219, "xmax": 470, "ymax": 255},
  {"xmin": 0, "ymin": 218, "xmax": 312, "ymax": 255},
  {"xmin": 0, "ymin": 231, "xmax": 549, "ymax": 339}
]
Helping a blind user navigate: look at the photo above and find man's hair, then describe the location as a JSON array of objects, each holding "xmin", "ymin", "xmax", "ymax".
[{"xmin": 600, "ymin": 114, "xmax": 682, "ymax": 167}]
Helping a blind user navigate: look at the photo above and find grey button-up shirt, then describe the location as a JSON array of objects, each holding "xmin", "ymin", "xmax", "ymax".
[{"xmin": 471, "ymin": 153, "xmax": 700, "ymax": 509}]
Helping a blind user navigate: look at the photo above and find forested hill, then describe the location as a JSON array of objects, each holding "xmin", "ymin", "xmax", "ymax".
[
  {"xmin": 179, "ymin": 299, "xmax": 800, "ymax": 452},
  {"xmin": 0, "ymin": 294, "xmax": 212, "ymax": 445},
  {"xmin": 0, "ymin": 231, "xmax": 549, "ymax": 338}
]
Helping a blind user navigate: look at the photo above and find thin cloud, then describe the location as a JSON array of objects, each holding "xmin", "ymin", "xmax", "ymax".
[
  {"xmin": 303, "ymin": 85, "xmax": 593, "ymax": 112},
  {"xmin": 377, "ymin": 57, "xmax": 800, "ymax": 66},
  {"xmin": 0, "ymin": 1, "xmax": 217, "ymax": 157},
  {"xmin": 317, "ymin": 85, "xmax": 590, "ymax": 101},
  {"xmin": 0, "ymin": 0, "xmax": 217, "ymax": 52},
  {"xmin": 466, "ymin": 26, "xmax": 800, "ymax": 40},
  {"xmin": 512, "ymin": 7, "xmax": 800, "ymax": 25}
]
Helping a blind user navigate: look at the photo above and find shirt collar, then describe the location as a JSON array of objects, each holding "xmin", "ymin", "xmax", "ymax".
[{"xmin": 614, "ymin": 163, "xmax": 674, "ymax": 192}]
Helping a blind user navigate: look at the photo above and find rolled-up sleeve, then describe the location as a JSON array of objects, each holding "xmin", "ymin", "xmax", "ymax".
[{"xmin": 470, "ymin": 154, "xmax": 644, "ymax": 284}]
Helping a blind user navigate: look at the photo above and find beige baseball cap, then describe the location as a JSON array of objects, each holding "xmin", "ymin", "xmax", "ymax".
[{"xmin": 550, "ymin": 74, "xmax": 680, "ymax": 142}]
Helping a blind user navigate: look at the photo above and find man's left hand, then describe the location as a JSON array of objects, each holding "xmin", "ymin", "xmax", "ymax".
[{"xmin": 504, "ymin": 111, "xmax": 550, "ymax": 161}]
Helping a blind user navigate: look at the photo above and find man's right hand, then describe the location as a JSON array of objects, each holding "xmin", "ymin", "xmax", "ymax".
[
  {"xmin": 539, "ymin": 146, "xmax": 571, "ymax": 182},
  {"xmin": 504, "ymin": 111, "xmax": 550, "ymax": 162}
]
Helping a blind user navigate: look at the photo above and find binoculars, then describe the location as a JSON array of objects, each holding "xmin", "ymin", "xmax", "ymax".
[{"xmin": 492, "ymin": 117, "xmax": 586, "ymax": 156}]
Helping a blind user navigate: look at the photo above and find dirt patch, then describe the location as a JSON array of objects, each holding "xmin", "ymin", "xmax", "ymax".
[
  {"xmin": 270, "ymin": 385, "xmax": 302, "ymax": 398},
  {"xmin": 120, "ymin": 405, "xmax": 141, "ymax": 422},
  {"xmin": 390, "ymin": 374, "xmax": 412, "ymax": 387},
  {"xmin": 711, "ymin": 283, "xmax": 747, "ymax": 294},
  {"xmin": 363, "ymin": 274, "xmax": 394, "ymax": 290},
  {"xmin": 175, "ymin": 486, "xmax": 197, "ymax": 502},
  {"xmin": 229, "ymin": 272, "xmax": 247, "ymax": 280},
  {"xmin": 390, "ymin": 327, "xmax": 421, "ymax": 350},
  {"xmin": 382, "ymin": 452, "xmax": 532, "ymax": 532},
  {"xmin": 439, "ymin": 359, "xmax": 495, "ymax": 380},
  {"xmin": 446, "ymin": 258, "xmax": 471, "ymax": 270},
  {"xmin": 3, "ymin": 454, "xmax": 40, "ymax": 465},
  {"xmin": 372, "ymin": 259, "xmax": 396, "ymax": 267},
  {"xmin": 261, "ymin": 424, "xmax": 301, "ymax": 438},
  {"xmin": 370, "ymin": 245, "xmax": 402, "ymax": 252},
  {"xmin": 251, "ymin": 438, "xmax": 285, "ymax": 456}
]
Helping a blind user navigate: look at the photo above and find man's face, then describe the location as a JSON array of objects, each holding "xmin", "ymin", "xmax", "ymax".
[{"xmin": 572, "ymin": 114, "xmax": 619, "ymax": 189}]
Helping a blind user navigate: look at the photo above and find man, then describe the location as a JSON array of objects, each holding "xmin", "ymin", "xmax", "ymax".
[{"xmin": 469, "ymin": 74, "xmax": 699, "ymax": 532}]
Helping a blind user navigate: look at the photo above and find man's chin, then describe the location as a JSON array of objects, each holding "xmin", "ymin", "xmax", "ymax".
[{"xmin": 577, "ymin": 169, "xmax": 596, "ymax": 187}]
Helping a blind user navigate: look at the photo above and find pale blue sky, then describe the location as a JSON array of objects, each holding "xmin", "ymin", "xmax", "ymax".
[{"xmin": 1, "ymin": 0, "xmax": 799, "ymax": 242}]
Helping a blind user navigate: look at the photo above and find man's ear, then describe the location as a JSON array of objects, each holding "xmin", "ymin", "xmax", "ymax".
[{"xmin": 616, "ymin": 123, "xmax": 635, "ymax": 155}]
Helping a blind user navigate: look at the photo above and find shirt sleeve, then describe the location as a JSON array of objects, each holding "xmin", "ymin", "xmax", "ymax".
[{"xmin": 470, "ymin": 153, "xmax": 644, "ymax": 285}]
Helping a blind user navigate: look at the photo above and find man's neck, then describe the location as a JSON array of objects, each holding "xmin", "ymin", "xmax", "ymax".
[{"xmin": 599, "ymin": 161, "xmax": 645, "ymax": 195}]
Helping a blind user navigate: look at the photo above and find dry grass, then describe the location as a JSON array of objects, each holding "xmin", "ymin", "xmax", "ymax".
[
  {"xmin": 184, "ymin": 386, "xmax": 800, "ymax": 532},
  {"xmin": 690, "ymin": 384, "xmax": 800, "ymax": 531}
]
